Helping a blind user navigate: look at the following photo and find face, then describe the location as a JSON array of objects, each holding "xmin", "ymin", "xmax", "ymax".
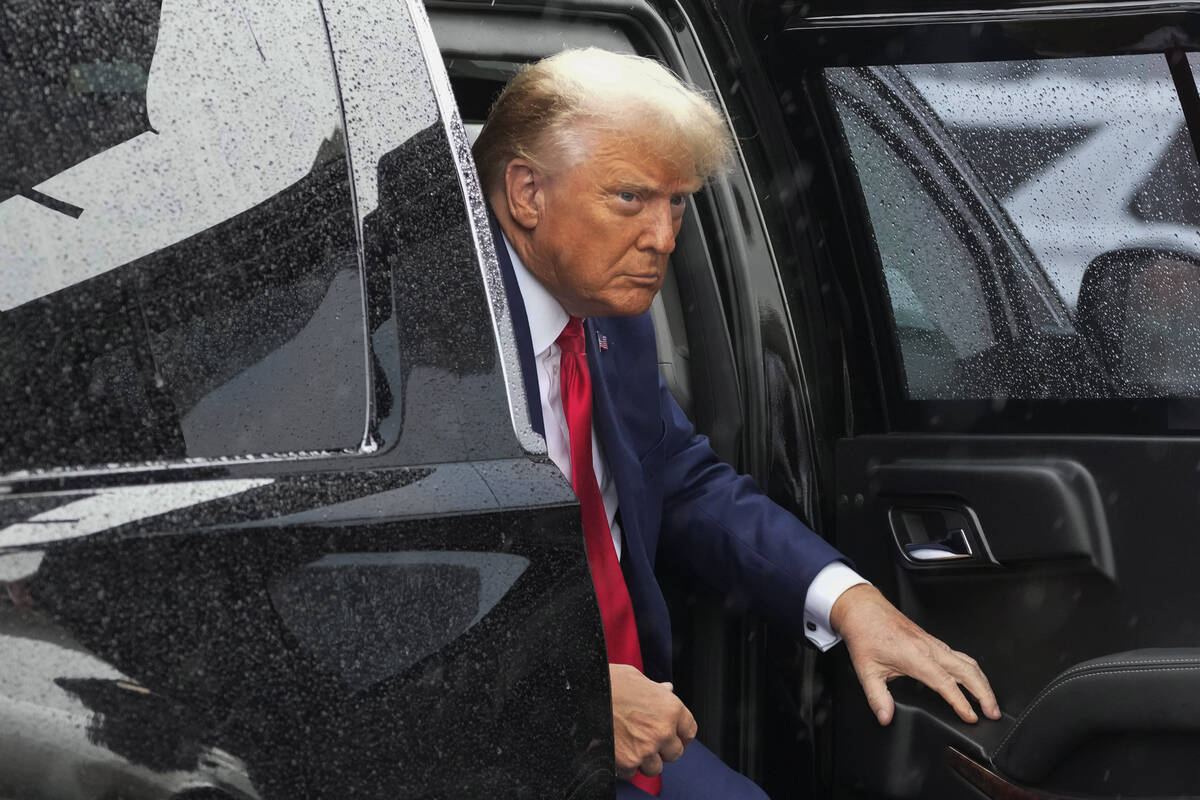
[{"xmin": 520, "ymin": 127, "xmax": 703, "ymax": 319}]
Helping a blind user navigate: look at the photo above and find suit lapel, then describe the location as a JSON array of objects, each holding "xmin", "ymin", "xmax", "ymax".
[
  {"xmin": 585, "ymin": 318, "xmax": 646, "ymax": 550},
  {"xmin": 487, "ymin": 213, "xmax": 545, "ymax": 437},
  {"xmin": 587, "ymin": 317, "xmax": 674, "ymax": 679}
]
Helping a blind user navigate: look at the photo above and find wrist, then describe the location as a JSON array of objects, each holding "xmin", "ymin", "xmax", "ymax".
[{"xmin": 829, "ymin": 582, "xmax": 881, "ymax": 636}]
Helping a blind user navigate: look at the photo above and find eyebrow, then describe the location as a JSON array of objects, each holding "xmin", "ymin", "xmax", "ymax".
[{"xmin": 608, "ymin": 179, "xmax": 697, "ymax": 196}]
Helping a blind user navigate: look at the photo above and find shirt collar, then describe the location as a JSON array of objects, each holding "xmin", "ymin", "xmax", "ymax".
[{"xmin": 503, "ymin": 232, "xmax": 570, "ymax": 357}]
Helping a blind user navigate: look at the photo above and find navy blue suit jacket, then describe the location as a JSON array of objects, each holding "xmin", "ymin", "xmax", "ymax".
[{"xmin": 491, "ymin": 221, "xmax": 845, "ymax": 682}]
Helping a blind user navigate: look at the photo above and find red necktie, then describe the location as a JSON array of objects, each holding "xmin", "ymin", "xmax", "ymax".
[{"xmin": 557, "ymin": 317, "xmax": 662, "ymax": 796}]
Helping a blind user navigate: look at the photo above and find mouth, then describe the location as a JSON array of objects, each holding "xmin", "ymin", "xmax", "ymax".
[{"xmin": 624, "ymin": 273, "xmax": 662, "ymax": 288}]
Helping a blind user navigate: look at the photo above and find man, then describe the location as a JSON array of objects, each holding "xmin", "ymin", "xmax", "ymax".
[{"xmin": 473, "ymin": 48, "xmax": 1000, "ymax": 798}]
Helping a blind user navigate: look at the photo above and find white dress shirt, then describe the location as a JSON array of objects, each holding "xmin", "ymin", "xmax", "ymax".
[{"xmin": 504, "ymin": 235, "xmax": 866, "ymax": 651}]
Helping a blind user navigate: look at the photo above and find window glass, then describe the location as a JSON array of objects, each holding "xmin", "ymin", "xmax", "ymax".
[
  {"xmin": 900, "ymin": 55, "xmax": 1200, "ymax": 309},
  {"xmin": 1129, "ymin": 126, "xmax": 1200, "ymax": 227},
  {"xmin": 321, "ymin": 0, "xmax": 522, "ymax": 464},
  {"xmin": 830, "ymin": 84, "xmax": 994, "ymax": 397},
  {"xmin": 1122, "ymin": 256, "xmax": 1200, "ymax": 393},
  {"xmin": 0, "ymin": 1, "xmax": 366, "ymax": 472},
  {"xmin": 829, "ymin": 55, "xmax": 1200, "ymax": 401}
]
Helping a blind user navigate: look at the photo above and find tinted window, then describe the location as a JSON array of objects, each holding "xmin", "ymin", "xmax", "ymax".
[
  {"xmin": 1123, "ymin": 256, "xmax": 1200, "ymax": 392},
  {"xmin": 829, "ymin": 80, "xmax": 995, "ymax": 398},
  {"xmin": 0, "ymin": 1, "xmax": 366, "ymax": 472},
  {"xmin": 1130, "ymin": 127, "xmax": 1200, "ymax": 228},
  {"xmin": 901, "ymin": 55, "xmax": 1200, "ymax": 308},
  {"xmin": 830, "ymin": 55, "xmax": 1200, "ymax": 401},
  {"xmin": 322, "ymin": 0, "xmax": 523, "ymax": 464}
]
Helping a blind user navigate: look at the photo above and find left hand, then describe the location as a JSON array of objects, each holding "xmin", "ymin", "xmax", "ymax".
[{"xmin": 830, "ymin": 583, "xmax": 1002, "ymax": 726}]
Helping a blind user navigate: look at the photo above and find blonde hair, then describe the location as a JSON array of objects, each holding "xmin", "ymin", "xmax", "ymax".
[{"xmin": 472, "ymin": 48, "xmax": 733, "ymax": 197}]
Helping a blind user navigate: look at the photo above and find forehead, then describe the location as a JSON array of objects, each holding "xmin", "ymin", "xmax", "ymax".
[{"xmin": 572, "ymin": 126, "xmax": 703, "ymax": 193}]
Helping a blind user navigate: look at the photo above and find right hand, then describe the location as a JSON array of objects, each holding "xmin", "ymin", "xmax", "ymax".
[
  {"xmin": 609, "ymin": 663, "xmax": 697, "ymax": 779},
  {"xmin": 830, "ymin": 584, "xmax": 1000, "ymax": 726}
]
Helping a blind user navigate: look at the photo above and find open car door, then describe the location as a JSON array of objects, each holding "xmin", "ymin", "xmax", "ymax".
[{"xmin": 762, "ymin": 3, "xmax": 1200, "ymax": 797}]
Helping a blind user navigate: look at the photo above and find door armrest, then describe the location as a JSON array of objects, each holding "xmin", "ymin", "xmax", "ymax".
[{"xmin": 993, "ymin": 648, "xmax": 1200, "ymax": 784}]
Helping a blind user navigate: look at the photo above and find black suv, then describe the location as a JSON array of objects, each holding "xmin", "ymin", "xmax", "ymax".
[{"xmin": 3, "ymin": 1, "xmax": 1200, "ymax": 798}]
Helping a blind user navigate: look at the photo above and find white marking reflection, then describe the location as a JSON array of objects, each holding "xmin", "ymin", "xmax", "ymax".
[{"xmin": 0, "ymin": 479, "xmax": 272, "ymax": 548}]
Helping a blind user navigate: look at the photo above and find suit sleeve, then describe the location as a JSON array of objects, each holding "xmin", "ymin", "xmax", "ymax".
[{"xmin": 653, "ymin": 373, "xmax": 848, "ymax": 640}]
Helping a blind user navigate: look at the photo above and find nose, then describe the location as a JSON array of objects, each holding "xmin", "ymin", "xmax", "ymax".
[{"xmin": 637, "ymin": 201, "xmax": 678, "ymax": 255}]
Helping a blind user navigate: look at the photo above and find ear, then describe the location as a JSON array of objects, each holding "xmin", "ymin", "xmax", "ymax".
[{"xmin": 502, "ymin": 158, "xmax": 542, "ymax": 231}]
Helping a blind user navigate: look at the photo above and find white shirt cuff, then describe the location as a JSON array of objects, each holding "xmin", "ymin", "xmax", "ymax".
[{"xmin": 802, "ymin": 561, "xmax": 869, "ymax": 652}]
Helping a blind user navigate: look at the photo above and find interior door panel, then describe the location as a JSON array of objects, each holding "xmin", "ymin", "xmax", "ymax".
[
  {"xmin": 834, "ymin": 434, "xmax": 1200, "ymax": 798},
  {"xmin": 867, "ymin": 457, "xmax": 1115, "ymax": 578}
]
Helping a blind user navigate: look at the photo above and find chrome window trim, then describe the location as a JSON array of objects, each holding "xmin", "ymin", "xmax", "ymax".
[
  {"xmin": 0, "ymin": 447, "xmax": 353, "ymax": 486},
  {"xmin": 401, "ymin": 0, "xmax": 546, "ymax": 456}
]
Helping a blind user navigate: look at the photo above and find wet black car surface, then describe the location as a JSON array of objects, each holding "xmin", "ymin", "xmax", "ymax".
[
  {"xmin": 5, "ymin": 468, "xmax": 607, "ymax": 798},
  {"xmin": 5, "ymin": 0, "xmax": 1200, "ymax": 798},
  {"xmin": 1, "ymin": 0, "xmax": 610, "ymax": 796}
]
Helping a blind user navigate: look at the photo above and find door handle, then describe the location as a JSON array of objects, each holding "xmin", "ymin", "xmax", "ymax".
[
  {"xmin": 902, "ymin": 527, "xmax": 973, "ymax": 562},
  {"xmin": 890, "ymin": 506, "xmax": 992, "ymax": 567}
]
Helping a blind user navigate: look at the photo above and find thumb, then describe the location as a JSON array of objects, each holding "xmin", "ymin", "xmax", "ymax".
[
  {"xmin": 861, "ymin": 674, "xmax": 895, "ymax": 726},
  {"xmin": 658, "ymin": 682, "xmax": 674, "ymax": 692}
]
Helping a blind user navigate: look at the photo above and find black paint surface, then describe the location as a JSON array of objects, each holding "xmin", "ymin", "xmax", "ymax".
[{"xmin": 0, "ymin": 464, "xmax": 611, "ymax": 798}]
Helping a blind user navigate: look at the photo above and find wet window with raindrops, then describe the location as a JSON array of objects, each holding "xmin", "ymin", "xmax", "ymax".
[
  {"xmin": 827, "ymin": 54, "xmax": 1200, "ymax": 402},
  {"xmin": 0, "ymin": 2, "xmax": 368, "ymax": 472}
]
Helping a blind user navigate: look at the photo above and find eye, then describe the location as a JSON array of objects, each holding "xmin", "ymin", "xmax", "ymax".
[
  {"xmin": 670, "ymin": 194, "xmax": 687, "ymax": 208},
  {"xmin": 619, "ymin": 191, "xmax": 638, "ymax": 203}
]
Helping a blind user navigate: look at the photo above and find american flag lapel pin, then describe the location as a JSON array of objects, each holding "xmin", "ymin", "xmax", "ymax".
[{"xmin": 596, "ymin": 331, "xmax": 609, "ymax": 352}]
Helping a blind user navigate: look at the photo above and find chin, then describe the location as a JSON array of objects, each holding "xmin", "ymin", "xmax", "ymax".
[
  {"xmin": 585, "ymin": 283, "xmax": 662, "ymax": 318},
  {"xmin": 604, "ymin": 292, "xmax": 658, "ymax": 318}
]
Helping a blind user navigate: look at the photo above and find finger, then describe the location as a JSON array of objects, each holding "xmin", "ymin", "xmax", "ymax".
[
  {"xmin": 898, "ymin": 643, "xmax": 979, "ymax": 723},
  {"xmin": 660, "ymin": 734, "xmax": 687, "ymax": 762},
  {"xmin": 677, "ymin": 704, "xmax": 697, "ymax": 746},
  {"xmin": 946, "ymin": 652, "xmax": 1001, "ymax": 719},
  {"xmin": 924, "ymin": 670, "xmax": 978, "ymax": 723},
  {"xmin": 859, "ymin": 670, "xmax": 896, "ymax": 726},
  {"xmin": 639, "ymin": 753, "xmax": 664, "ymax": 778},
  {"xmin": 614, "ymin": 744, "xmax": 641, "ymax": 781}
]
